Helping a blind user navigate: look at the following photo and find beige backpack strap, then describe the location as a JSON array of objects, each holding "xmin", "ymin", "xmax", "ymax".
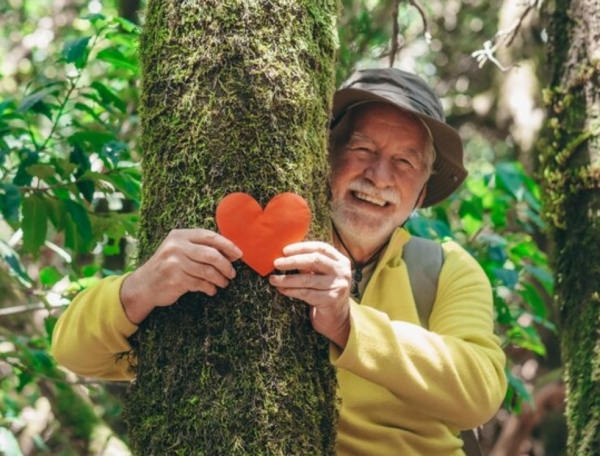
[
  {"xmin": 403, "ymin": 236, "xmax": 484, "ymax": 456},
  {"xmin": 402, "ymin": 236, "xmax": 443, "ymax": 329}
]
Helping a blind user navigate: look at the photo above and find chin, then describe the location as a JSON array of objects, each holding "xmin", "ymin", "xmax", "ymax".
[{"xmin": 331, "ymin": 205, "xmax": 398, "ymax": 245}]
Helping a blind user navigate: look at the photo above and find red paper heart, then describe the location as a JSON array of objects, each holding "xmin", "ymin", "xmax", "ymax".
[{"xmin": 215, "ymin": 192, "xmax": 311, "ymax": 276}]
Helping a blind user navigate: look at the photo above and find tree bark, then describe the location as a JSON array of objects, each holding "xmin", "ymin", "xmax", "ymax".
[
  {"xmin": 124, "ymin": 1, "xmax": 339, "ymax": 454},
  {"xmin": 541, "ymin": 0, "xmax": 600, "ymax": 454}
]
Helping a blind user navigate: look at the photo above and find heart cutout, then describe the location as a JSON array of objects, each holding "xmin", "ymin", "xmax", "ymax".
[{"xmin": 215, "ymin": 192, "xmax": 311, "ymax": 276}]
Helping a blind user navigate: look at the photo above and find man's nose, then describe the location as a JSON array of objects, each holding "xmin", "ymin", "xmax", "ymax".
[{"xmin": 364, "ymin": 157, "xmax": 394, "ymax": 188}]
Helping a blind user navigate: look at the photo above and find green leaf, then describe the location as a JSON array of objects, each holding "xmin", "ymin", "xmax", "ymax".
[
  {"xmin": 96, "ymin": 48, "xmax": 138, "ymax": 72},
  {"xmin": 496, "ymin": 162, "xmax": 525, "ymax": 201},
  {"xmin": 26, "ymin": 164, "xmax": 56, "ymax": 180},
  {"xmin": 101, "ymin": 141, "xmax": 128, "ymax": 167},
  {"xmin": 82, "ymin": 13, "xmax": 107, "ymax": 25},
  {"xmin": 74, "ymin": 101, "xmax": 108, "ymax": 126},
  {"xmin": 30, "ymin": 100, "xmax": 54, "ymax": 121},
  {"xmin": 104, "ymin": 170, "xmax": 141, "ymax": 201},
  {"xmin": 82, "ymin": 264, "xmax": 100, "ymax": 277},
  {"xmin": 459, "ymin": 199, "xmax": 483, "ymax": 236},
  {"xmin": 46, "ymin": 198, "xmax": 66, "ymax": 231},
  {"xmin": 70, "ymin": 144, "xmax": 95, "ymax": 202},
  {"xmin": 0, "ymin": 239, "xmax": 33, "ymax": 286},
  {"xmin": 64, "ymin": 199, "xmax": 93, "ymax": 250},
  {"xmin": 44, "ymin": 316, "xmax": 58, "ymax": 344},
  {"xmin": 518, "ymin": 282, "xmax": 548, "ymax": 319},
  {"xmin": 18, "ymin": 87, "xmax": 59, "ymax": 113},
  {"xmin": 524, "ymin": 265, "xmax": 554, "ymax": 294},
  {"xmin": 0, "ymin": 183, "xmax": 21, "ymax": 224},
  {"xmin": 62, "ymin": 36, "xmax": 92, "ymax": 69},
  {"xmin": 90, "ymin": 81, "xmax": 126, "ymax": 113},
  {"xmin": 69, "ymin": 131, "xmax": 115, "ymax": 148},
  {"xmin": 113, "ymin": 16, "xmax": 141, "ymax": 34},
  {"xmin": 506, "ymin": 324, "xmax": 546, "ymax": 356},
  {"xmin": 13, "ymin": 149, "xmax": 40, "ymax": 186},
  {"xmin": 494, "ymin": 296, "xmax": 514, "ymax": 325},
  {"xmin": 492, "ymin": 267, "xmax": 519, "ymax": 289},
  {"xmin": 39, "ymin": 266, "xmax": 63, "ymax": 286},
  {"xmin": 22, "ymin": 194, "xmax": 48, "ymax": 257}
]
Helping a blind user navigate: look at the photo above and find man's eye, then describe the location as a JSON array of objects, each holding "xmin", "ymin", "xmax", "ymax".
[{"xmin": 395, "ymin": 158, "xmax": 414, "ymax": 167}]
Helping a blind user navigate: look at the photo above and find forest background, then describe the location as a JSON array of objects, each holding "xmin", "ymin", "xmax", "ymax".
[{"xmin": 0, "ymin": 0, "xmax": 573, "ymax": 455}]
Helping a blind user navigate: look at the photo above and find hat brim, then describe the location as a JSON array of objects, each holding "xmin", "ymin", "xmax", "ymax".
[{"xmin": 332, "ymin": 88, "xmax": 467, "ymax": 207}]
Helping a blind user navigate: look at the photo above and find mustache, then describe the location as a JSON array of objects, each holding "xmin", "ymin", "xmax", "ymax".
[{"xmin": 347, "ymin": 179, "xmax": 400, "ymax": 205}]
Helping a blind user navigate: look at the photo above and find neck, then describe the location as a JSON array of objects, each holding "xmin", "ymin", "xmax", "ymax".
[{"xmin": 332, "ymin": 224, "xmax": 388, "ymax": 266}]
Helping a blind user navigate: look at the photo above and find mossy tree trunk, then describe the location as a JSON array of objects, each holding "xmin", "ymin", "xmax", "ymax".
[
  {"xmin": 124, "ymin": 1, "xmax": 338, "ymax": 454},
  {"xmin": 541, "ymin": 0, "xmax": 600, "ymax": 453}
]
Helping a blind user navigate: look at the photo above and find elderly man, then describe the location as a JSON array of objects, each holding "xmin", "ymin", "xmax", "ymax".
[{"xmin": 52, "ymin": 68, "xmax": 507, "ymax": 455}]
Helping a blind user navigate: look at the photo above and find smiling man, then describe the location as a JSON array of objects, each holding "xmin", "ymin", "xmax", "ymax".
[{"xmin": 52, "ymin": 68, "xmax": 507, "ymax": 455}]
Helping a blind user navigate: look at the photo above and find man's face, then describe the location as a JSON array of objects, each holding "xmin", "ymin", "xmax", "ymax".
[{"xmin": 329, "ymin": 103, "xmax": 431, "ymax": 246}]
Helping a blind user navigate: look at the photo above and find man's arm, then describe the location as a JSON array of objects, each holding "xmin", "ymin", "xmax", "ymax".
[
  {"xmin": 52, "ymin": 229, "xmax": 242, "ymax": 380},
  {"xmin": 51, "ymin": 274, "xmax": 138, "ymax": 380},
  {"xmin": 331, "ymin": 242, "xmax": 507, "ymax": 429}
]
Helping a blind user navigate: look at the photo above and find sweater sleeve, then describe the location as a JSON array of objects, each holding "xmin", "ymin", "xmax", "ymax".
[
  {"xmin": 51, "ymin": 274, "xmax": 138, "ymax": 381},
  {"xmin": 331, "ymin": 241, "xmax": 507, "ymax": 430}
]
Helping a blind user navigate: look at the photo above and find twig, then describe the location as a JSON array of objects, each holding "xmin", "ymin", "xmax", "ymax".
[
  {"xmin": 472, "ymin": 0, "xmax": 542, "ymax": 71},
  {"xmin": 389, "ymin": 0, "xmax": 432, "ymax": 67},
  {"xmin": 0, "ymin": 301, "xmax": 68, "ymax": 317}
]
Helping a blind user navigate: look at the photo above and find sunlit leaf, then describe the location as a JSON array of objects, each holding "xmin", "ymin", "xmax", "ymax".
[
  {"xmin": 96, "ymin": 48, "xmax": 138, "ymax": 72},
  {"xmin": 62, "ymin": 36, "xmax": 92, "ymax": 69},
  {"xmin": 39, "ymin": 266, "xmax": 63, "ymax": 286},
  {"xmin": 91, "ymin": 81, "xmax": 126, "ymax": 113},
  {"xmin": 459, "ymin": 199, "xmax": 483, "ymax": 236},
  {"xmin": 26, "ymin": 164, "xmax": 56, "ymax": 180},
  {"xmin": 114, "ymin": 16, "xmax": 141, "ymax": 34},
  {"xmin": 0, "ymin": 239, "xmax": 33, "ymax": 286}
]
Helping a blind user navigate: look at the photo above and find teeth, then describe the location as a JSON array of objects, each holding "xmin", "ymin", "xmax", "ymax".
[{"xmin": 354, "ymin": 192, "xmax": 387, "ymax": 207}]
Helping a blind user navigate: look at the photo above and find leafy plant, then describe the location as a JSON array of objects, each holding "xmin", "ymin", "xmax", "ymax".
[{"xmin": 0, "ymin": 14, "xmax": 141, "ymax": 453}]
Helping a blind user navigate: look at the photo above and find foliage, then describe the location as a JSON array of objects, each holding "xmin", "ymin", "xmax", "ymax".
[
  {"xmin": 0, "ymin": 1, "xmax": 555, "ymax": 454},
  {"xmin": 0, "ymin": 13, "xmax": 141, "ymax": 455}
]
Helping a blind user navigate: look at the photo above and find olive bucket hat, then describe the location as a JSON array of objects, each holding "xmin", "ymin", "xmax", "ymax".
[{"xmin": 331, "ymin": 68, "xmax": 468, "ymax": 208}]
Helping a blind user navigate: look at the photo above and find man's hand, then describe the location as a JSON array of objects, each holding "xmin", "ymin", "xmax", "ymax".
[
  {"xmin": 120, "ymin": 229, "xmax": 242, "ymax": 324},
  {"xmin": 269, "ymin": 242, "xmax": 352, "ymax": 348}
]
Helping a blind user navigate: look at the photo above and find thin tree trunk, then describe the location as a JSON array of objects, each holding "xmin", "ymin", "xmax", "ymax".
[
  {"xmin": 125, "ymin": 1, "xmax": 338, "ymax": 454},
  {"xmin": 541, "ymin": 0, "xmax": 600, "ymax": 454}
]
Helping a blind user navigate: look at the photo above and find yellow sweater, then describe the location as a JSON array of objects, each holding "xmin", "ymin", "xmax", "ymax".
[{"xmin": 52, "ymin": 228, "xmax": 507, "ymax": 455}]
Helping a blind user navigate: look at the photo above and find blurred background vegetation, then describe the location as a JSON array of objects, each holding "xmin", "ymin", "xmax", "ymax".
[{"xmin": 0, "ymin": 0, "xmax": 566, "ymax": 455}]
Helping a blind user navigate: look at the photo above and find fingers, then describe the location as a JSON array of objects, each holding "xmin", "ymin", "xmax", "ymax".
[
  {"xmin": 186, "ymin": 228, "xmax": 243, "ymax": 262},
  {"xmin": 275, "ymin": 242, "xmax": 350, "ymax": 274}
]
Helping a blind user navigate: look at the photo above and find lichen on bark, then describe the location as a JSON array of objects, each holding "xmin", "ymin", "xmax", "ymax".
[
  {"xmin": 540, "ymin": 0, "xmax": 600, "ymax": 453},
  {"xmin": 124, "ymin": 1, "xmax": 339, "ymax": 454}
]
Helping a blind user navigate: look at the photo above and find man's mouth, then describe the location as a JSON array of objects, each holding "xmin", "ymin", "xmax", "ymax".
[{"xmin": 352, "ymin": 191, "xmax": 388, "ymax": 207}]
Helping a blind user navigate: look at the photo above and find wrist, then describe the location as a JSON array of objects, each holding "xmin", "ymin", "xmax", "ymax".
[{"xmin": 120, "ymin": 271, "xmax": 154, "ymax": 325}]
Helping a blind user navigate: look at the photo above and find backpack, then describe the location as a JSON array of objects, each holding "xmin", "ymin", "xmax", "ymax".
[{"xmin": 403, "ymin": 237, "xmax": 484, "ymax": 456}]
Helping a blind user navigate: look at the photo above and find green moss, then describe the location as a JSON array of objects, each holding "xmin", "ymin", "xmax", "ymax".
[
  {"xmin": 540, "ymin": 2, "xmax": 600, "ymax": 453},
  {"xmin": 125, "ymin": 1, "xmax": 339, "ymax": 454}
]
